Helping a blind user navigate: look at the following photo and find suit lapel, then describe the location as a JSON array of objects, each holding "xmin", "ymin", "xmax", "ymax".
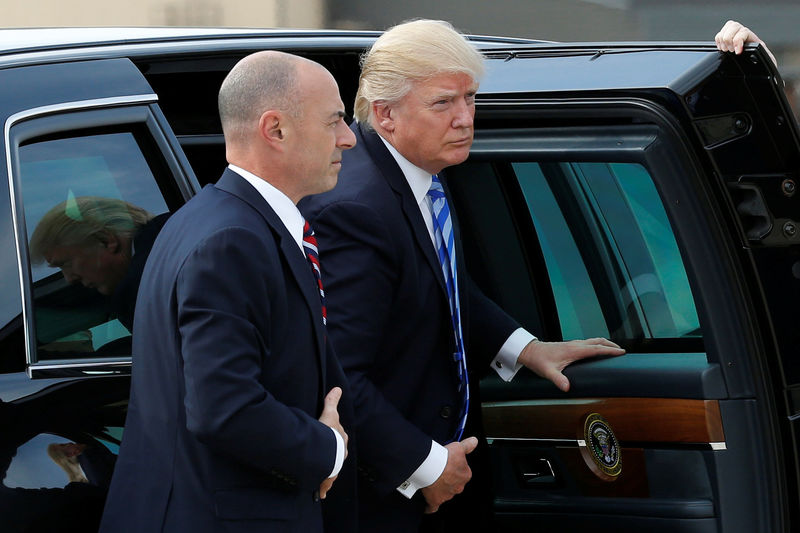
[
  {"xmin": 358, "ymin": 123, "xmax": 447, "ymax": 292},
  {"xmin": 215, "ymin": 169, "xmax": 327, "ymax": 382}
]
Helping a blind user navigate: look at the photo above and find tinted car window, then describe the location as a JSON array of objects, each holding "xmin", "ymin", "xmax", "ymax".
[
  {"xmin": 516, "ymin": 161, "xmax": 700, "ymax": 341},
  {"xmin": 19, "ymin": 130, "xmax": 169, "ymax": 362}
]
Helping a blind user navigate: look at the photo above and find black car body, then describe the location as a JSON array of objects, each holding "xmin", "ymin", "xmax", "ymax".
[{"xmin": 0, "ymin": 28, "xmax": 797, "ymax": 533}]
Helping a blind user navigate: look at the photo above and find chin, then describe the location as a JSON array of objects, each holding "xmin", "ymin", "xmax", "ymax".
[
  {"xmin": 319, "ymin": 176, "xmax": 339, "ymax": 194},
  {"xmin": 446, "ymin": 152, "xmax": 471, "ymax": 167}
]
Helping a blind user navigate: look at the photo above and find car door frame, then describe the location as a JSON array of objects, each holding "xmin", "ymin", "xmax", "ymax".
[
  {"xmin": 1, "ymin": 58, "xmax": 198, "ymax": 381},
  {"xmin": 449, "ymin": 94, "xmax": 789, "ymax": 532}
]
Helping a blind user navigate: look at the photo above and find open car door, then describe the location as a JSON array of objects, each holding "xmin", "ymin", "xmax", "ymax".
[{"xmin": 450, "ymin": 42, "xmax": 800, "ymax": 533}]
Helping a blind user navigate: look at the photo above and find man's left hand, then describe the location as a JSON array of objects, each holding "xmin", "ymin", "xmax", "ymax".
[{"xmin": 518, "ymin": 338, "xmax": 625, "ymax": 392}]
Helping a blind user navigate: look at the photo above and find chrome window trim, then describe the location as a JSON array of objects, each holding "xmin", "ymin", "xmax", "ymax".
[
  {"xmin": 28, "ymin": 358, "xmax": 131, "ymax": 379},
  {"xmin": 4, "ymin": 94, "xmax": 158, "ymax": 370},
  {"xmin": 488, "ymin": 437, "xmax": 579, "ymax": 445},
  {"xmin": 489, "ymin": 437, "xmax": 728, "ymax": 451},
  {"xmin": 28, "ymin": 357, "xmax": 131, "ymax": 370}
]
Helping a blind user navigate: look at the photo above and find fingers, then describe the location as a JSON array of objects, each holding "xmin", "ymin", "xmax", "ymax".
[
  {"xmin": 579, "ymin": 337, "xmax": 623, "ymax": 349},
  {"xmin": 425, "ymin": 504, "xmax": 439, "ymax": 514},
  {"xmin": 323, "ymin": 386, "xmax": 342, "ymax": 412},
  {"xmin": 423, "ymin": 439, "xmax": 477, "ymax": 510},
  {"xmin": 714, "ymin": 20, "xmax": 731, "ymax": 49},
  {"xmin": 540, "ymin": 367, "xmax": 570, "ymax": 393},
  {"xmin": 733, "ymin": 27, "xmax": 751, "ymax": 55},
  {"xmin": 715, "ymin": 20, "xmax": 759, "ymax": 56},
  {"xmin": 460, "ymin": 436, "xmax": 479, "ymax": 454},
  {"xmin": 318, "ymin": 386, "xmax": 342, "ymax": 427},
  {"xmin": 520, "ymin": 338, "xmax": 625, "ymax": 391},
  {"xmin": 319, "ymin": 387, "xmax": 348, "ymax": 454},
  {"xmin": 565, "ymin": 340, "xmax": 625, "ymax": 363},
  {"xmin": 715, "ymin": 20, "xmax": 741, "ymax": 53},
  {"xmin": 319, "ymin": 476, "xmax": 336, "ymax": 499}
]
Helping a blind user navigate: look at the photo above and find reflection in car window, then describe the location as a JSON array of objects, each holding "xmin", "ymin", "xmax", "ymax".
[
  {"xmin": 1, "ymin": 431, "xmax": 119, "ymax": 531},
  {"xmin": 18, "ymin": 131, "xmax": 170, "ymax": 362},
  {"xmin": 515, "ymin": 161, "xmax": 700, "ymax": 341}
]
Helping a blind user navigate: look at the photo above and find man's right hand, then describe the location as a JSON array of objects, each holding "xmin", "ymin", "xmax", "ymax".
[
  {"xmin": 318, "ymin": 387, "xmax": 348, "ymax": 498},
  {"xmin": 421, "ymin": 436, "xmax": 479, "ymax": 513}
]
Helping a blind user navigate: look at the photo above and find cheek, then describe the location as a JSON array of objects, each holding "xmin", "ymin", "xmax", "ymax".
[{"xmin": 68, "ymin": 259, "xmax": 85, "ymax": 276}]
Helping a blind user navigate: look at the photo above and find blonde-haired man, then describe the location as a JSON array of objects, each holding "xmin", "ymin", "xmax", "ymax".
[
  {"xmin": 30, "ymin": 196, "xmax": 168, "ymax": 330},
  {"xmin": 300, "ymin": 19, "xmax": 624, "ymax": 532}
]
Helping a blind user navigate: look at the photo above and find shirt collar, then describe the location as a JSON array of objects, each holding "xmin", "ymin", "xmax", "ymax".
[
  {"xmin": 227, "ymin": 164, "xmax": 305, "ymax": 251},
  {"xmin": 378, "ymin": 135, "xmax": 433, "ymax": 206}
]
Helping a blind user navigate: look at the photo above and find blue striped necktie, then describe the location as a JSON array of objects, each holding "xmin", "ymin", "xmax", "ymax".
[
  {"xmin": 427, "ymin": 174, "xmax": 469, "ymax": 442},
  {"xmin": 302, "ymin": 220, "xmax": 327, "ymax": 326}
]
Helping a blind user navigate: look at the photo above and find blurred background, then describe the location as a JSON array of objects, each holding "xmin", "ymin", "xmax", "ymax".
[{"xmin": 5, "ymin": 0, "xmax": 799, "ymax": 102}]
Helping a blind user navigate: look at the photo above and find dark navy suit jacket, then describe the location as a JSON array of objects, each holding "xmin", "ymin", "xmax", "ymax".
[
  {"xmin": 100, "ymin": 169, "xmax": 354, "ymax": 533},
  {"xmin": 299, "ymin": 123, "xmax": 518, "ymax": 531},
  {"xmin": 109, "ymin": 212, "xmax": 170, "ymax": 331}
]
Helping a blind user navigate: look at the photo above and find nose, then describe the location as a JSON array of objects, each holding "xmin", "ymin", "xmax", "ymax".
[
  {"xmin": 337, "ymin": 121, "xmax": 356, "ymax": 150},
  {"xmin": 451, "ymin": 98, "xmax": 474, "ymax": 129},
  {"xmin": 62, "ymin": 269, "xmax": 79, "ymax": 284}
]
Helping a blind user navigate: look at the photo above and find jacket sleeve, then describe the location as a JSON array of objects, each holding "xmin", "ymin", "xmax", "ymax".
[{"xmin": 464, "ymin": 275, "xmax": 521, "ymax": 377}]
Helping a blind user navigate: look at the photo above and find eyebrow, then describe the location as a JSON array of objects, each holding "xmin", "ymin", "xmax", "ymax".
[
  {"xmin": 430, "ymin": 90, "xmax": 457, "ymax": 100},
  {"xmin": 428, "ymin": 86, "xmax": 479, "ymax": 102}
]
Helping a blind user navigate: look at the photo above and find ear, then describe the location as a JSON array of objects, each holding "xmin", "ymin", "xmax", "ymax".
[
  {"xmin": 373, "ymin": 101, "xmax": 395, "ymax": 132},
  {"xmin": 97, "ymin": 230, "xmax": 121, "ymax": 253},
  {"xmin": 258, "ymin": 110, "xmax": 285, "ymax": 146}
]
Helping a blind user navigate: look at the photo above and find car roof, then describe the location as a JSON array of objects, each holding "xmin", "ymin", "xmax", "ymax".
[
  {"xmin": 479, "ymin": 42, "xmax": 724, "ymax": 96},
  {"xmin": 0, "ymin": 26, "xmax": 543, "ymax": 63}
]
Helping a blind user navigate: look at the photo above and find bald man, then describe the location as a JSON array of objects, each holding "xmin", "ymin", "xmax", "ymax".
[{"xmin": 100, "ymin": 51, "xmax": 356, "ymax": 533}]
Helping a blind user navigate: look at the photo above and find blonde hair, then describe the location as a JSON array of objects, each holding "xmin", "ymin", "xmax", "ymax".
[
  {"xmin": 47, "ymin": 443, "xmax": 88, "ymax": 484},
  {"xmin": 30, "ymin": 196, "xmax": 153, "ymax": 264},
  {"xmin": 354, "ymin": 19, "xmax": 485, "ymax": 125}
]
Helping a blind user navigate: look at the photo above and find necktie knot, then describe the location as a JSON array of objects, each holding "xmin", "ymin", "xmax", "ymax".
[
  {"xmin": 303, "ymin": 220, "xmax": 317, "ymax": 248},
  {"xmin": 427, "ymin": 175, "xmax": 446, "ymax": 201}
]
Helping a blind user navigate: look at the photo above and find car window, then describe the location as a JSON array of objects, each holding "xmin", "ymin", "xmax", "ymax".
[
  {"xmin": 18, "ymin": 130, "xmax": 170, "ymax": 362},
  {"xmin": 515, "ymin": 161, "xmax": 700, "ymax": 341}
]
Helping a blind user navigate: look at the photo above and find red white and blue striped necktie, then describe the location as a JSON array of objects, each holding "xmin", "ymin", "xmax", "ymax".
[
  {"xmin": 427, "ymin": 174, "xmax": 469, "ymax": 442},
  {"xmin": 302, "ymin": 220, "xmax": 327, "ymax": 326}
]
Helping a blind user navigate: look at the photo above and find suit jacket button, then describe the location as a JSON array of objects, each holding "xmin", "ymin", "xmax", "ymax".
[{"xmin": 440, "ymin": 405, "xmax": 452, "ymax": 419}]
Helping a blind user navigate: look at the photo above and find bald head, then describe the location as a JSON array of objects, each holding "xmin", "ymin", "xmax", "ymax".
[
  {"xmin": 217, "ymin": 50, "xmax": 356, "ymax": 202},
  {"xmin": 218, "ymin": 51, "xmax": 309, "ymax": 146}
]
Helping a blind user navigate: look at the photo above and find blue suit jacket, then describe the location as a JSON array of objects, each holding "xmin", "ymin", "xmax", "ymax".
[
  {"xmin": 101, "ymin": 169, "xmax": 354, "ymax": 533},
  {"xmin": 299, "ymin": 123, "xmax": 518, "ymax": 531}
]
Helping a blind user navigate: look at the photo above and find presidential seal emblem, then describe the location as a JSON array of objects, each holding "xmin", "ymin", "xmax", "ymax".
[{"xmin": 580, "ymin": 413, "xmax": 621, "ymax": 480}]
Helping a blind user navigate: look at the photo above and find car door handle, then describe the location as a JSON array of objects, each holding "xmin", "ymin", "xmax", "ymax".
[{"xmin": 520, "ymin": 458, "xmax": 556, "ymax": 486}]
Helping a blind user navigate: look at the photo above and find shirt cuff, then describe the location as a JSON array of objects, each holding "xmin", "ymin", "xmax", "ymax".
[
  {"xmin": 328, "ymin": 427, "xmax": 345, "ymax": 478},
  {"xmin": 491, "ymin": 328, "xmax": 536, "ymax": 382},
  {"xmin": 396, "ymin": 440, "xmax": 448, "ymax": 498}
]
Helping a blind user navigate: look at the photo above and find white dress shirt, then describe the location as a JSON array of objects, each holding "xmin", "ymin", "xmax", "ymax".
[
  {"xmin": 377, "ymin": 139, "xmax": 536, "ymax": 498},
  {"xmin": 228, "ymin": 164, "xmax": 345, "ymax": 479}
]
